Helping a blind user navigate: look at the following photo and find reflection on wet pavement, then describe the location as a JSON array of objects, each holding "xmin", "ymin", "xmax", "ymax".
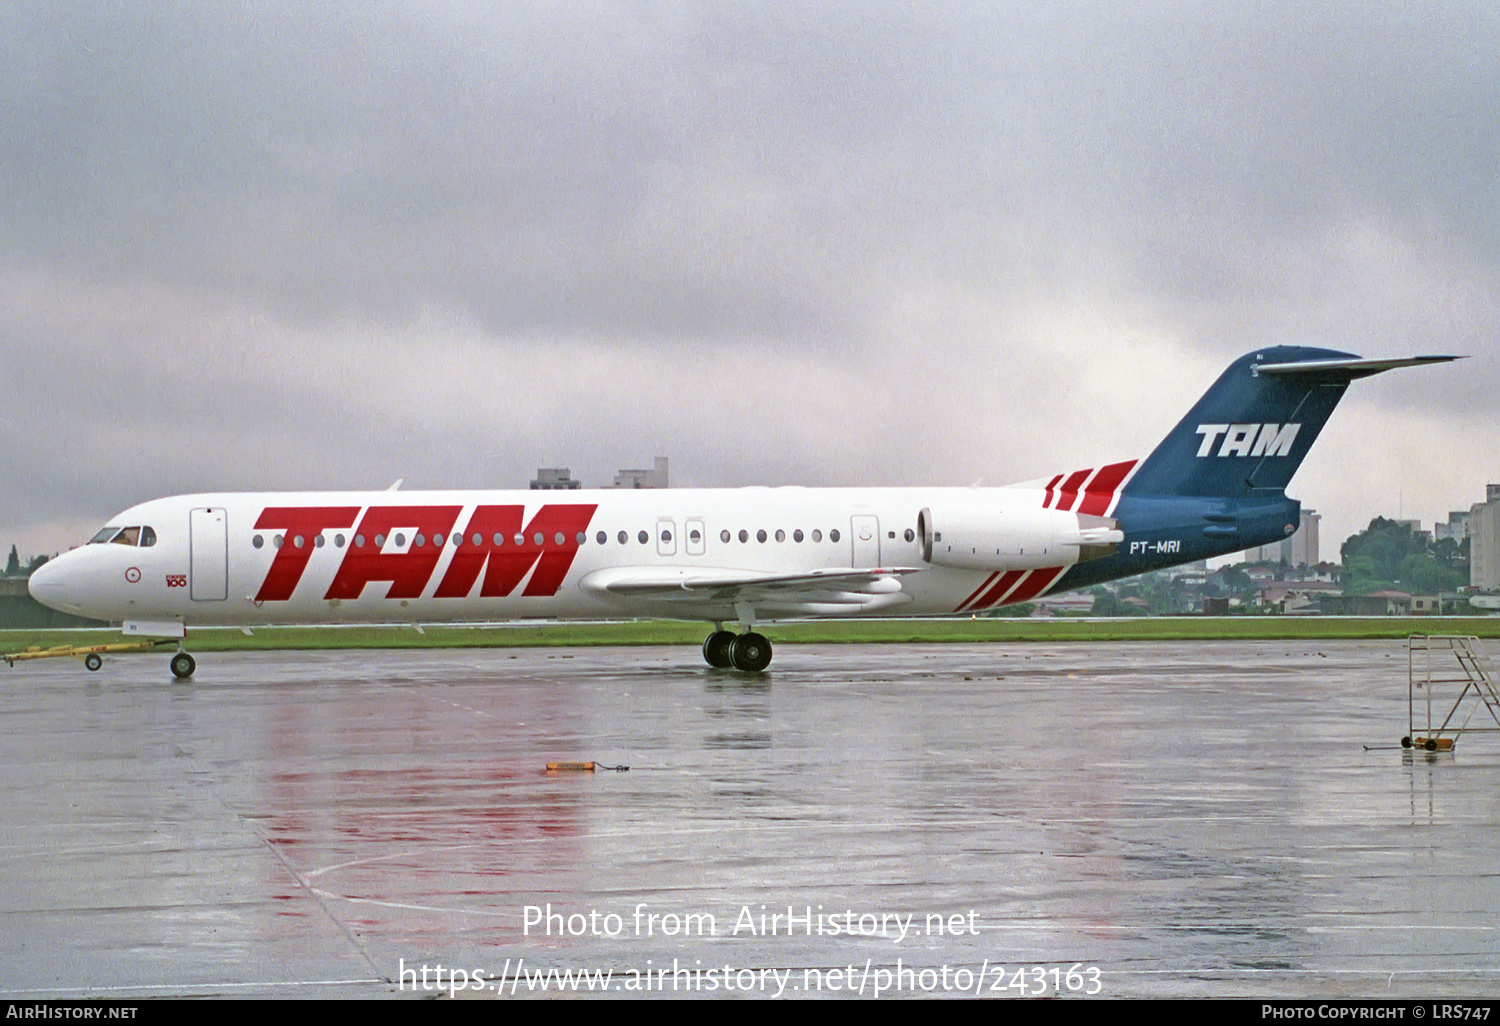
[{"xmin": 0, "ymin": 641, "xmax": 1495, "ymax": 998}]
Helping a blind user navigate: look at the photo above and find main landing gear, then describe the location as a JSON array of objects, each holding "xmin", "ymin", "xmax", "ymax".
[
  {"xmin": 170, "ymin": 651, "xmax": 196, "ymax": 680},
  {"xmin": 702, "ymin": 629, "xmax": 773, "ymax": 672}
]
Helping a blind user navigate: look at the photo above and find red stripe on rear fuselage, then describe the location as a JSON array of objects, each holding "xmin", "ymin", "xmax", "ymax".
[
  {"xmin": 1055, "ymin": 469, "xmax": 1091, "ymax": 512},
  {"xmin": 1042, "ymin": 473, "xmax": 1064, "ymax": 509},
  {"xmin": 1000, "ymin": 566, "xmax": 1067, "ymax": 605},
  {"xmin": 1076, "ymin": 460, "xmax": 1137, "ymax": 516},
  {"xmin": 970, "ymin": 569, "xmax": 1027, "ymax": 610},
  {"xmin": 956, "ymin": 571, "xmax": 1000, "ymax": 612}
]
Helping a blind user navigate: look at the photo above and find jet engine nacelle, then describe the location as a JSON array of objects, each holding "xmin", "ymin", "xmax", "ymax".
[{"xmin": 918, "ymin": 505, "xmax": 1124, "ymax": 572}]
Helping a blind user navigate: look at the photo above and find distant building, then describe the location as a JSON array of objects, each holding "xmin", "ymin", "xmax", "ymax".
[
  {"xmin": 1387, "ymin": 518, "xmax": 1432, "ymax": 544},
  {"xmin": 1033, "ymin": 592, "xmax": 1094, "ymax": 616},
  {"xmin": 611, "ymin": 457, "xmax": 669, "ymax": 489},
  {"xmin": 1434, "ymin": 510, "xmax": 1471, "ymax": 542},
  {"xmin": 1319, "ymin": 591, "xmax": 1412, "ymax": 616},
  {"xmin": 1241, "ymin": 539, "xmax": 1286, "ymax": 563},
  {"xmin": 1259, "ymin": 579, "xmax": 1341, "ymax": 614},
  {"xmin": 1159, "ymin": 560, "xmax": 1208, "ymax": 585},
  {"xmin": 1242, "ymin": 509, "xmax": 1320, "ymax": 566},
  {"xmin": 1471, "ymin": 487, "xmax": 1500, "ymax": 591},
  {"xmin": 531, "ymin": 468, "xmax": 582, "ymax": 490},
  {"xmin": 1289, "ymin": 509, "xmax": 1320, "ymax": 566}
]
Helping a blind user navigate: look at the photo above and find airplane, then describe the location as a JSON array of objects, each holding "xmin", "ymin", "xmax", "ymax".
[{"xmin": 27, "ymin": 345, "xmax": 1455, "ymax": 678}]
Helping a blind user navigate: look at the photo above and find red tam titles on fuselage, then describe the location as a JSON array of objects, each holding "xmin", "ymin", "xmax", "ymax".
[{"xmin": 250, "ymin": 504, "xmax": 596, "ymax": 603}]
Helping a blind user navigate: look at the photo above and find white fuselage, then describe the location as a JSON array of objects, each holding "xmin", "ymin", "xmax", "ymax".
[{"xmin": 29, "ymin": 483, "xmax": 1108, "ymax": 630}]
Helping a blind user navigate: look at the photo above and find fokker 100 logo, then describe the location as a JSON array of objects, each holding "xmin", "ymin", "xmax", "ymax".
[
  {"xmin": 1193, "ymin": 423, "xmax": 1300, "ymax": 458},
  {"xmin": 252, "ymin": 504, "xmax": 597, "ymax": 603}
]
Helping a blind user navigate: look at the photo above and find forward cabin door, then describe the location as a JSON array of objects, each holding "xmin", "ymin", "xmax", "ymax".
[
  {"xmin": 190, "ymin": 507, "xmax": 228, "ymax": 601},
  {"xmin": 850, "ymin": 515, "xmax": 881, "ymax": 567}
]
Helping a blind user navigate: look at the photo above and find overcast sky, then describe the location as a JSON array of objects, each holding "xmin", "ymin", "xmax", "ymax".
[{"xmin": 3, "ymin": 2, "xmax": 1496, "ymax": 560}]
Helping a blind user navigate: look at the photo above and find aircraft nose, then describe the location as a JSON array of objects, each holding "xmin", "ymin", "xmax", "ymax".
[{"xmin": 27, "ymin": 560, "xmax": 72, "ymax": 612}]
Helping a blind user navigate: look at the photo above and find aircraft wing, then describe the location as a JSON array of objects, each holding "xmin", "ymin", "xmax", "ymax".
[{"xmin": 580, "ymin": 566, "xmax": 923, "ymax": 617}]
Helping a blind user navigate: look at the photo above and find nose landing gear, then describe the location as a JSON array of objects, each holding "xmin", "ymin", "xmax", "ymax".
[{"xmin": 170, "ymin": 651, "xmax": 196, "ymax": 680}]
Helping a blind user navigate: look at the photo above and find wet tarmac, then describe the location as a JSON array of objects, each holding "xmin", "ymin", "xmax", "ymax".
[{"xmin": 0, "ymin": 640, "xmax": 1497, "ymax": 999}]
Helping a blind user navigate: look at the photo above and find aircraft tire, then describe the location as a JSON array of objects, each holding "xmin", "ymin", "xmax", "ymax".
[
  {"xmin": 703, "ymin": 630, "xmax": 736, "ymax": 668},
  {"xmin": 84, "ymin": 653, "xmax": 102, "ymax": 672},
  {"xmin": 729, "ymin": 632, "xmax": 772, "ymax": 672},
  {"xmin": 170, "ymin": 653, "xmax": 196, "ymax": 680}
]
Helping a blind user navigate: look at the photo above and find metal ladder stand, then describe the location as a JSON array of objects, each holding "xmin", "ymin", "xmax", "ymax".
[{"xmin": 1404, "ymin": 635, "xmax": 1500, "ymax": 751}]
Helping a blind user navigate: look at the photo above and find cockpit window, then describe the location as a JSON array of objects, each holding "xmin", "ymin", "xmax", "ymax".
[{"xmin": 91, "ymin": 525, "xmax": 154, "ymax": 546}]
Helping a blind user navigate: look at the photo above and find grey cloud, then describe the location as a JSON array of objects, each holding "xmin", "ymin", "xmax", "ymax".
[{"xmin": 2, "ymin": 2, "xmax": 1497, "ymax": 553}]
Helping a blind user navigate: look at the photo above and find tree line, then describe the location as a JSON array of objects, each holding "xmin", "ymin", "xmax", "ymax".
[{"xmin": 4, "ymin": 545, "xmax": 50, "ymax": 577}]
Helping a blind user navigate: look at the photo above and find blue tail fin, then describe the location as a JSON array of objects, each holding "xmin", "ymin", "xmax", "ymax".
[
  {"xmin": 1034, "ymin": 346, "xmax": 1457, "ymax": 597},
  {"xmin": 1123, "ymin": 346, "xmax": 1451, "ymax": 499}
]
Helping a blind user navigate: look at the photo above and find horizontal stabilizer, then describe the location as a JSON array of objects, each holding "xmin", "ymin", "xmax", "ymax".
[{"xmin": 1253, "ymin": 355, "xmax": 1462, "ymax": 379}]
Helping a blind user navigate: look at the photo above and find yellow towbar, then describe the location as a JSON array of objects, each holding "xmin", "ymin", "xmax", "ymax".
[{"xmin": 5, "ymin": 639, "xmax": 174, "ymax": 671}]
